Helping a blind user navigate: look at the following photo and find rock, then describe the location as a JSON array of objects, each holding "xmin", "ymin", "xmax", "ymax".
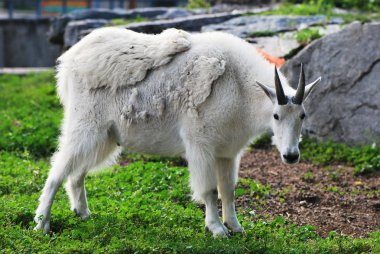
[
  {"xmin": 0, "ymin": 18, "xmax": 61, "ymax": 67},
  {"xmin": 156, "ymin": 8, "xmax": 192, "ymax": 19},
  {"xmin": 124, "ymin": 12, "xmax": 240, "ymax": 34},
  {"xmin": 64, "ymin": 19, "xmax": 109, "ymax": 49},
  {"xmin": 78, "ymin": 12, "xmax": 240, "ymax": 39},
  {"xmin": 247, "ymin": 24, "xmax": 343, "ymax": 58},
  {"xmin": 202, "ymin": 15, "xmax": 343, "ymax": 38},
  {"xmin": 281, "ymin": 22, "xmax": 380, "ymax": 145},
  {"xmin": 48, "ymin": 8, "xmax": 168, "ymax": 45},
  {"xmin": 249, "ymin": 33, "xmax": 299, "ymax": 57}
]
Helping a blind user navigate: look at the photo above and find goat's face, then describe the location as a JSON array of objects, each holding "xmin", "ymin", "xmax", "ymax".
[{"xmin": 257, "ymin": 65, "xmax": 321, "ymax": 164}]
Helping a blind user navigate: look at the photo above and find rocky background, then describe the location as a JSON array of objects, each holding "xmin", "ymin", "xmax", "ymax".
[{"xmin": 47, "ymin": 4, "xmax": 380, "ymax": 146}]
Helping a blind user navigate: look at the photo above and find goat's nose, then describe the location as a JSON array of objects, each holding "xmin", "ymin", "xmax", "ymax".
[{"xmin": 283, "ymin": 153, "xmax": 299, "ymax": 163}]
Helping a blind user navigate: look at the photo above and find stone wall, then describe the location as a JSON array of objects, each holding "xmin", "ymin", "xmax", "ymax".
[{"xmin": 0, "ymin": 18, "xmax": 61, "ymax": 67}]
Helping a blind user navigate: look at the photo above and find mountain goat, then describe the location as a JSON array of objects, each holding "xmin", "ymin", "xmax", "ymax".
[{"xmin": 34, "ymin": 27, "xmax": 321, "ymax": 237}]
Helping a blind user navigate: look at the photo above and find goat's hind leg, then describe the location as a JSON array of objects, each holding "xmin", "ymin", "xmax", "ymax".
[
  {"xmin": 65, "ymin": 136, "xmax": 119, "ymax": 219},
  {"xmin": 34, "ymin": 128, "xmax": 118, "ymax": 233},
  {"xmin": 34, "ymin": 145, "xmax": 76, "ymax": 233},
  {"xmin": 65, "ymin": 173, "xmax": 90, "ymax": 220},
  {"xmin": 216, "ymin": 156, "xmax": 243, "ymax": 233}
]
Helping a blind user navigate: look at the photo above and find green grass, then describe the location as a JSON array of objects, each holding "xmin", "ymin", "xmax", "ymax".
[
  {"xmin": 247, "ymin": 2, "xmax": 380, "ymax": 24},
  {"xmin": 0, "ymin": 72, "xmax": 379, "ymax": 252},
  {"xmin": 300, "ymin": 139, "xmax": 380, "ymax": 175},
  {"xmin": 294, "ymin": 28, "xmax": 323, "ymax": 44},
  {"xmin": 259, "ymin": 1, "xmax": 333, "ymax": 16},
  {"xmin": 106, "ymin": 16, "xmax": 148, "ymax": 27},
  {"xmin": 249, "ymin": 30, "xmax": 277, "ymax": 38},
  {"xmin": 186, "ymin": 0, "xmax": 211, "ymax": 10},
  {"xmin": 1, "ymin": 152, "xmax": 379, "ymax": 253},
  {"xmin": 0, "ymin": 71, "xmax": 62, "ymax": 158},
  {"xmin": 251, "ymin": 134, "xmax": 380, "ymax": 175}
]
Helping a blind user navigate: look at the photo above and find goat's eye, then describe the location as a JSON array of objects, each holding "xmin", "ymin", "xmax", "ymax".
[
  {"xmin": 300, "ymin": 113, "xmax": 306, "ymax": 120},
  {"xmin": 273, "ymin": 114, "xmax": 279, "ymax": 120}
]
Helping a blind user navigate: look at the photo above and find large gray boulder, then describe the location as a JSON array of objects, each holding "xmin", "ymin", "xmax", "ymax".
[
  {"xmin": 64, "ymin": 19, "xmax": 109, "ymax": 49},
  {"xmin": 48, "ymin": 8, "xmax": 169, "ymax": 45},
  {"xmin": 281, "ymin": 22, "xmax": 380, "ymax": 145},
  {"xmin": 78, "ymin": 11, "xmax": 241, "ymax": 42},
  {"xmin": 202, "ymin": 15, "xmax": 343, "ymax": 38},
  {"xmin": 122, "ymin": 12, "xmax": 240, "ymax": 34}
]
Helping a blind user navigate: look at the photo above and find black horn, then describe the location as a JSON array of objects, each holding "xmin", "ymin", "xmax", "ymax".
[
  {"xmin": 274, "ymin": 67, "xmax": 287, "ymax": 105},
  {"xmin": 293, "ymin": 63, "xmax": 305, "ymax": 105}
]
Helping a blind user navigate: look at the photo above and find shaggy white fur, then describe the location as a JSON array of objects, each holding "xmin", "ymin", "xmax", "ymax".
[
  {"xmin": 35, "ymin": 27, "xmax": 320, "ymax": 237},
  {"xmin": 56, "ymin": 27, "xmax": 191, "ymax": 105}
]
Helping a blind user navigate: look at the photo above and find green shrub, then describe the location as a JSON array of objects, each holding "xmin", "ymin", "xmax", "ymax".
[
  {"xmin": 285, "ymin": 0, "xmax": 380, "ymax": 11},
  {"xmin": 300, "ymin": 139, "xmax": 380, "ymax": 175},
  {"xmin": 266, "ymin": 0, "xmax": 333, "ymax": 16},
  {"xmin": 186, "ymin": 0, "xmax": 211, "ymax": 10},
  {"xmin": 249, "ymin": 30, "xmax": 277, "ymax": 37},
  {"xmin": 105, "ymin": 15, "xmax": 148, "ymax": 27},
  {"xmin": 250, "ymin": 133, "xmax": 272, "ymax": 149},
  {"xmin": 295, "ymin": 28, "xmax": 322, "ymax": 44}
]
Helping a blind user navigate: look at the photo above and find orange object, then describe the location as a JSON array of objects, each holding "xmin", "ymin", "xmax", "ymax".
[
  {"xmin": 256, "ymin": 47, "xmax": 286, "ymax": 68},
  {"xmin": 42, "ymin": 0, "xmax": 88, "ymax": 16}
]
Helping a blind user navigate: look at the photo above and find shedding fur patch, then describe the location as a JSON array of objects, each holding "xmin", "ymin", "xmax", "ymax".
[
  {"xmin": 182, "ymin": 56, "xmax": 226, "ymax": 117},
  {"xmin": 57, "ymin": 27, "xmax": 191, "ymax": 93}
]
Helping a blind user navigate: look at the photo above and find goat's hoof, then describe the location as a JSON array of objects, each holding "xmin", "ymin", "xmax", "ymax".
[
  {"xmin": 72, "ymin": 207, "xmax": 91, "ymax": 220},
  {"xmin": 224, "ymin": 222, "xmax": 245, "ymax": 235},
  {"xmin": 205, "ymin": 222, "xmax": 230, "ymax": 238},
  {"xmin": 34, "ymin": 216, "xmax": 50, "ymax": 234}
]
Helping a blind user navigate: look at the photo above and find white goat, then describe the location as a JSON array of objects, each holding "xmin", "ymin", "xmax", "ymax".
[{"xmin": 34, "ymin": 27, "xmax": 321, "ymax": 237}]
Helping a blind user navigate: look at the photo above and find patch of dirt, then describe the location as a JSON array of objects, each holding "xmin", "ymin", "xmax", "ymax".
[{"xmin": 238, "ymin": 148, "xmax": 380, "ymax": 238}]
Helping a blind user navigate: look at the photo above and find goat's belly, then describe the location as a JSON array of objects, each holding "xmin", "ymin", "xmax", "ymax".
[{"xmin": 120, "ymin": 125, "xmax": 185, "ymax": 157}]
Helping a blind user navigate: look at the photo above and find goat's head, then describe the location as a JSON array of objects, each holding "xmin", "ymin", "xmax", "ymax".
[{"xmin": 256, "ymin": 64, "xmax": 321, "ymax": 164}]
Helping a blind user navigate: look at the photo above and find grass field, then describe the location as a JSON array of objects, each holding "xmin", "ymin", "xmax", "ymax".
[{"xmin": 0, "ymin": 72, "xmax": 379, "ymax": 253}]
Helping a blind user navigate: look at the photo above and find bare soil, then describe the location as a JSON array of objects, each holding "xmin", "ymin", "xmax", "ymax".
[{"xmin": 238, "ymin": 148, "xmax": 380, "ymax": 238}]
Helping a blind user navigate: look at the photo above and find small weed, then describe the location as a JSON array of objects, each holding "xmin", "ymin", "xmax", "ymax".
[
  {"xmin": 251, "ymin": 133, "xmax": 272, "ymax": 149},
  {"xmin": 302, "ymin": 171, "xmax": 315, "ymax": 182},
  {"xmin": 262, "ymin": 1, "xmax": 333, "ymax": 16},
  {"xmin": 239, "ymin": 178, "xmax": 271, "ymax": 199},
  {"xmin": 329, "ymin": 170, "xmax": 341, "ymax": 181},
  {"xmin": 326, "ymin": 185, "xmax": 339, "ymax": 193},
  {"xmin": 283, "ymin": 45, "xmax": 305, "ymax": 60},
  {"xmin": 249, "ymin": 30, "xmax": 277, "ymax": 37},
  {"xmin": 106, "ymin": 15, "xmax": 148, "ymax": 26},
  {"xmin": 186, "ymin": 0, "xmax": 210, "ymax": 10},
  {"xmin": 295, "ymin": 28, "xmax": 322, "ymax": 45}
]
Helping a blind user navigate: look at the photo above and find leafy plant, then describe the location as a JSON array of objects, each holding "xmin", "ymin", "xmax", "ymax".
[
  {"xmin": 300, "ymin": 138, "xmax": 380, "ymax": 175},
  {"xmin": 295, "ymin": 28, "xmax": 322, "ymax": 44},
  {"xmin": 251, "ymin": 133, "xmax": 272, "ymax": 149},
  {"xmin": 302, "ymin": 171, "xmax": 315, "ymax": 182},
  {"xmin": 249, "ymin": 30, "xmax": 277, "ymax": 37},
  {"xmin": 284, "ymin": 0, "xmax": 380, "ymax": 11},
  {"xmin": 186, "ymin": 0, "xmax": 211, "ymax": 10},
  {"xmin": 105, "ymin": 15, "xmax": 148, "ymax": 27}
]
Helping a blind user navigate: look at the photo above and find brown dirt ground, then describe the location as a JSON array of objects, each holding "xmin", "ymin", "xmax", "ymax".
[{"xmin": 237, "ymin": 148, "xmax": 380, "ymax": 238}]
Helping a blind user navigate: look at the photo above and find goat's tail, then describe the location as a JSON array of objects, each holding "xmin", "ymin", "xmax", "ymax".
[{"xmin": 55, "ymin": 57, "xmax": 71, "ymax": 107}]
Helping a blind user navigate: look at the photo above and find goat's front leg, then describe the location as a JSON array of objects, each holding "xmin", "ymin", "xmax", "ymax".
[
  {"xmin": 202, "ymin": 188, "xmax": 229, "ymax": 237},
  {"xmin": 216, "ymin": 157, "xmax": 243, "ymax": 233},
  {"xmin": 184, "ymin": 141, "xmax": 229, "ymax": 237}
]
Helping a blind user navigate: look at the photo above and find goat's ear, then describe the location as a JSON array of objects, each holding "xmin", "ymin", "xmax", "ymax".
[
  {"xmin": 304, "ymin": 77, "xmax": 321, "ymax": 102},
  {"xmin": 256, "ymin": 81, "xmax": 276, "ymax": 104}
]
